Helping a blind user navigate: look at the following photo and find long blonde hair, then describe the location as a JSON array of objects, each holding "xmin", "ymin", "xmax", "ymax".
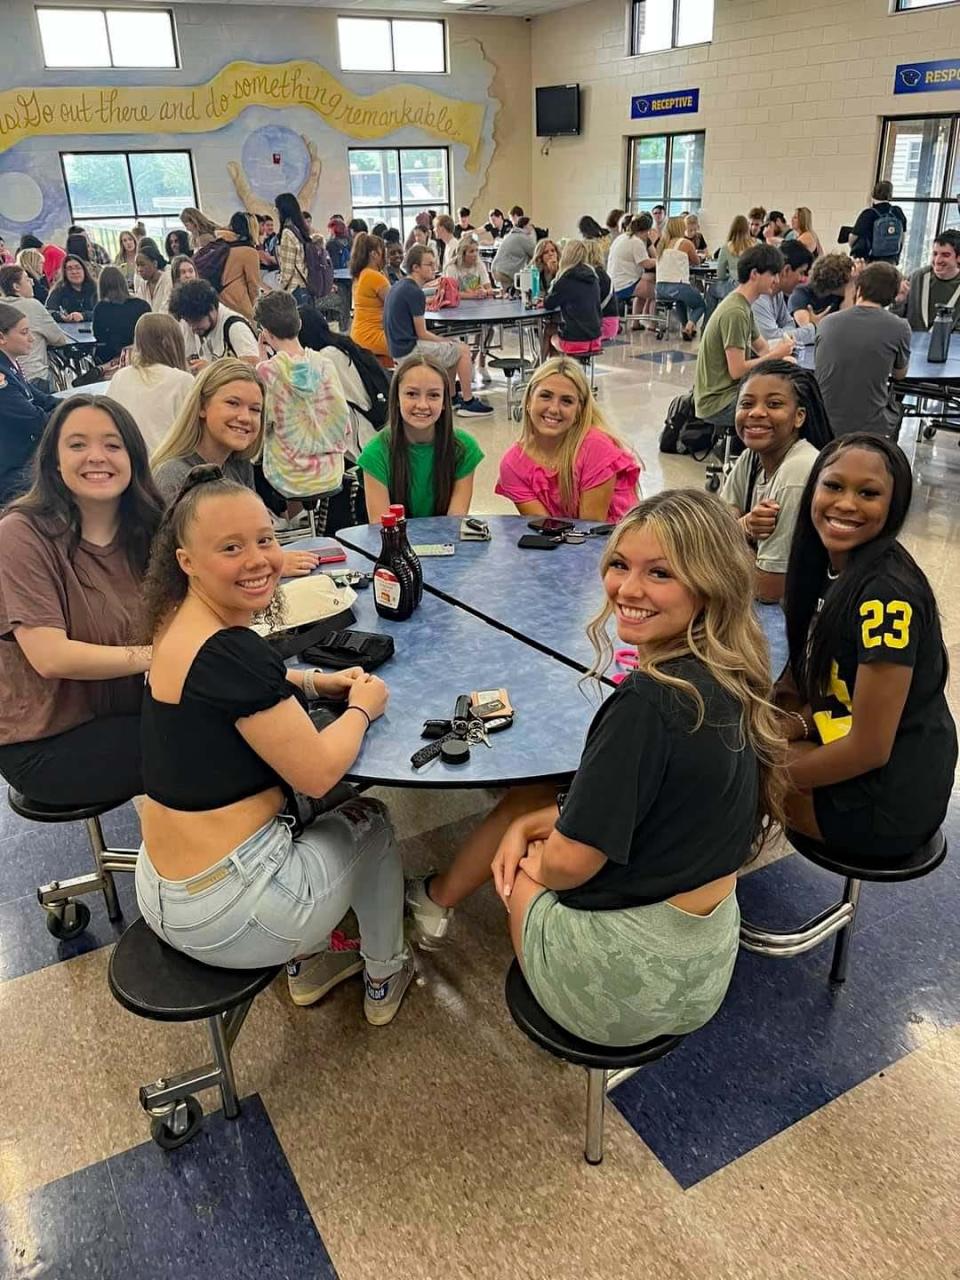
[
  {"xmin": 132, "ymin": 312, "xmax": 189, "ymax": 374},
  {"xmin": 180, "ymin": 207, "xmax": 217, "ymax": 242},
  {"xmin": 658, "ymin": 215, "xmax": 689, "ymax": 257},
  {"xmin": 151, "ymin": 359, "xmax": 264, "ymax": 470},
  {"xmin": 794, "ymin": 206, "xmax": 814, "ymax": 235},
  {"xmin": 519, "ymin": 357, "xmax": 629, "ymax": 515},
  {"xmin": 579, "ymin": 237, "xmax": 606, "ymax": 271},
  {"xmin": 16, "ymin": 248, "xmax": 44, "ymax": 281},
  {"xmin": 587, "ymin": 491, "xmax": 786, "ymax": 854},
  {"xmin": 726, "ymin": 215, "xmax": 754, "ymax": 257},
  {"xmin": 556, "ymin": 239, "xmax": 589, "ymax": 278}
]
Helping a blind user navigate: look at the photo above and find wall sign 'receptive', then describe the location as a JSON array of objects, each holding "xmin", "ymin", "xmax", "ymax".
[
  {"xmin": 630, "ymin": 89, "xmax": 699, "ymax": 119},
  {"xmin": 894, "ymin": 60, "xmax": 960, "ymax": 95}
]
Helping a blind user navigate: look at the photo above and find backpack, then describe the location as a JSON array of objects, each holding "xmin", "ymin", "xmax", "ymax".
[
  {"xmin": 193, "ymin": 238, "xmax": 231, "ymax": 294},
  {"xmin": 432, "ymin": 275, "xmax": 460, "ymax": 310},
  {"xmin": 345, "ymin": 344, "xmax": 390, "ymax": 430},
  {"xmin": 871, "ymin": 211, "xmax": 904, "ymax": 260},
  {"xmin": 659, "ymin": 392, "xmax": 696, "ymax": 453},
  {"xmin": 222, "ymin": 313, "xmax": 257, "ymax": 358},
  {"xmin": 304, "ymin": 238, "xmax": 334, "ymax": 300}
]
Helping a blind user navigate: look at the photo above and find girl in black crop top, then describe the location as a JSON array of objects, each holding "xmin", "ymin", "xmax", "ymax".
[
  {"xmin": 405, "ymin": 492, "xmax": 787, "ymax": 1046},
  {"xmin": 135, "ymin": 466, "xmax": 414, "ymax": 1026}
]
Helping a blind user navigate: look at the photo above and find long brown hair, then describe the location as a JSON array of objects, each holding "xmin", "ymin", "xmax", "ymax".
[
  {"xmin": 132, "ymin": 312, "xmax": 189, "ymax": 372},
  {"xmin": 726, "ymin": 215, "xmax": 754, "ymax": 256},
  {"xmin": 349, "ymin": 232, "xmax": 385, "ymax": 279},
  {"xmin": 386, "ymin": 354, "xmax": 462, "ymax": 516},
  {"xmin": 587, "ymin": 491, "xmax": 787, "ymax": 855}
]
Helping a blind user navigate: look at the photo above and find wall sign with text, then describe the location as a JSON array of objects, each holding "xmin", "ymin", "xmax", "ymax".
[
  {"xmin": 630, "ymin": 88, "xmax": 699, "ymax": 119},
  {"xmin": 894, "ymin": 59, "xmax": 960, "ymax": 95}
]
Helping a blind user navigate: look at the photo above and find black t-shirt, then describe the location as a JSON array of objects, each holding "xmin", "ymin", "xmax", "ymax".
[
  {"xmin": 453, "ymin": 224, "xmax": 475, "ymax": 239},
  {"xmin": 850, "ymin": 203, "xmax": 906, "ymax": 262},
  {"xmin": 810, "ymin": 558, "xmax": 957, "ymax": 838},
  {"xmin": 787, "ymin": 283, "xmax": 843, "ymax": 318},
  {"xmin": 556, "ymin": 657, "xmax": 759, "ymax": 910},
  {"xmin": 92, "ymin": 297, "xmax": 151, "ymax": 362},
  {"xmin": 483, "ymin": 220, "xmax": 513, "ymax": 240},
  {"xmin": 142, "ymin": 627, "xmax": 295, "ymax": 810}
]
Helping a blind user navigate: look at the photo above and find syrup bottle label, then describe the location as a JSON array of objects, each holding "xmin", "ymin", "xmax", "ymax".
[{"xmin": 374, "ymin": 568, "xmax": 401, "ymax": 610}]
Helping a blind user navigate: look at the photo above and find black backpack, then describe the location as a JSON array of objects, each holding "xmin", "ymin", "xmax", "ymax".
[
  {"xmin": 871, "ymin": 211, "xmax": 904, "ymax": 260},
  {"xmin": 221, "ymin": 313, "xmax": 257, "ymax": 358},
  {"xmin": 193, "ymin": 238, "xmax": 231, "ymax": 294},
  {"xmin": 346, "ymin": 345, "xmax": 390, "ymax": 430},
  {"xmin": 659, "ymin": 392, "xmax": 696, "ymax": 453}
]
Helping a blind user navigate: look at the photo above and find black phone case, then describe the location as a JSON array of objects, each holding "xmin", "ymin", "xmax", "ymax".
[
  {"xmin": 517, "ymin": 534, "xmax": 559, "ymax": 550},
  {"xmin": 527, "ymin": 518, "xmax": 574, "ymax": 534}
]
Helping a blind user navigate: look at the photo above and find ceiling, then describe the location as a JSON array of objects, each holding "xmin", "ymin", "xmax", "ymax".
[{"xmin": 167, "ymin": 0, "xmax": 587, "ymax": 15}]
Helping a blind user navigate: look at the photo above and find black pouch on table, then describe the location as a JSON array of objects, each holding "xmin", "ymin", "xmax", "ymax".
[
  {"xmin": 302, "ymin": 629, "xmax": 395, "ymax": 672},
  {"xmin": 263, "ymin": 607, "xmax": 357, "ymax": 661}
]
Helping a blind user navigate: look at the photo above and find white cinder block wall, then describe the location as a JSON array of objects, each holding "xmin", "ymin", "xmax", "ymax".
[{"xmin": 529, "ymin": 0, "xmax": 960, "ymax": 247}]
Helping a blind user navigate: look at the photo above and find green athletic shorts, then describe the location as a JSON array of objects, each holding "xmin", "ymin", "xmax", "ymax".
[{"xmin": 520, "ymin": 888, "xmax": 740, "ymax": 1047}]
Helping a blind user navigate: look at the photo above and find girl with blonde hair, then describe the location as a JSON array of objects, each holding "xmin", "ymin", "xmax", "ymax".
[
  {"xmin": 407, "ymin": 490, "xmax": 785, "ymax": 1047},
  {"xmin": 542, "ymin": 240, "xmax": 604, "ymax": 357},
  {"xmin": 579, "ymin": 237, "xmax": 619, "ymax": 341},
  {"xmin": 179, "ymin": 207, "xmax": 217, "ymax": 251},
  {"xmin": 707, "ymin": 213, "xmax": 756, "ymax": 319},
  {"xmin": 107, "ymin": 313, "xmax": 194, "ymax": 452},
  {"xmin": 495, "ymin": 355, "xmax": 641, "ymax": 521},
  {"xmin": 789, "ymin": 207, "xmax": 823, "ymax": 259},
  {"xmin": 114, "ymin": 230, "xmax": 140, "ymax": 284},
  {"xmin": 150, "ymin": 359, "xmax": 319, "ymax": 576},
  {"xmin": 655, "ymin": 215, "xmax": 704, "ymax": 339}
]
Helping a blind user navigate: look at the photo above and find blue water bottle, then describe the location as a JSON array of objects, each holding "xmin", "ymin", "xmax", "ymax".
[{"xmin": 530, "ymin": 264, "xmax": 541, "ymax": 302}]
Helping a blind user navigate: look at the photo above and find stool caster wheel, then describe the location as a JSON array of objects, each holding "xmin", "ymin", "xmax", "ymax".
[
  {"xmin": 511, "ymin": 403, "xmax": 523, "ymax": 422},
  {"xmin": 656, "ymin": 330, "xmax": 665, "ymax": 341},
  {"xmin": 46, "ymin": 899, "xmax": 91, "ymax": 940},
  {"xmin": 923, "ymin": 425, "xmax": 937, "ymax": 440},
  {"xmin": 704, "ymin": 472, "xmax": 721, "ymax": 493},
  {"xmin": 150, "ymin": 1095, "xmax": 203, "ymax": 1150}
]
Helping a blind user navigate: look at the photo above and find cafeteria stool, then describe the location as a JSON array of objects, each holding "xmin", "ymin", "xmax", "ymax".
[
  {"xmin": 488, "ymin": 355, "xmax": 532, "ymax": 422},
  {"xmin": 8, "ymin": 787, "xmax": 138, "ymax": 939},
  {"xmin": 108, "ymin": 918, "xmax": 280, "ymax": 1149},
  {"xmin": 504, "ymin": 960, "xmax": 685, "ymax": 1164},
  {"xmin": 740, "ymin": 827, "xmax": 947, "ymax": 983}
]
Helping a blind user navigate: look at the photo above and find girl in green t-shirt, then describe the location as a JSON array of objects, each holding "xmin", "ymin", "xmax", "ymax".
[{"xmin": 357, "ymin": 354, "xmax": 484, "ymax": 521}]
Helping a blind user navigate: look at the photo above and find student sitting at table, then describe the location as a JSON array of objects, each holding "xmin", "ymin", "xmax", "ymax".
[
  {"xmin": 491, "ymin": 217, "xmax": 536, "ymax": 289},
  {"xmin": 349, "ymin": 232, "xmax": 391, "ymax": 363},
  {"xmin": 382, "ymin": 246, "xmax": 492, "ymax": 417},
  {"xmin": 815, "ymin": 262, "xmax": 911, "ymax": 439},
  {"xmin": 684, "ymin": 213, "xmax": 708, "ymax": 256},
  {"xmin": 495, "ymin": 356, "xmax": 640, "ymax": 522},
  {"xmin": 0, "ymin": 265, "xmax": 69, "ymax": 392},
  {"xmin": 168, "ymin": 279, "xmax": 259, "ymax": 369},
  {"xmin": 655, "ymin": 216, "xmax": 706, "ymax": 340},
  {"xmin": 107, "ymin": 313, "xmax": 195, "ymax": 454},
  {"xmin": 778, "ymin": 435, "xmax": 956, "ymax": 859},
  {"xmin": 384, "ymin": 241, "xmax": 405, "ymax": 286},
  {"xmin": 751, "ymin": 241, "xmax": 816, "ymax": 349},
  {"xmin": 133, "ymin": 242, "xmax": 173, "ymax": 314},
  {"xmin": 92, "ymin": 266, "xmax": 151, "ymax": 366},
  {"xmin": 542, "ymin": 240, "xmax": 603, "ymax": 356},
  {"xmin": 169, "ymin": 254, "xmax": 198, "ymax": 289},
  {"xmin": 46, "ymin": 255, "xmax": 98, "ymax": 322},
  {"xmin": 721, "ymin": 360, "xmax": 833, "ymax": 603},
  {"xmin": 135, "ymin": 466, "xmax": 414, "ymax": 1018},
  {"xmin": 442, "ymin": 235, "xmax": 496, "ymax": 386},
  {"xmin": 580, "ymin": 237, "xmax": 619, "ymax": 342},
  {"xmin": 254, "ymin": 291, "xmax": 351, "ymax": 505},
  {"xmin": 893, "ymin": 230, "xmax": 960, "ymax": 333},
  {"xmin": 0, "ymin": 303, "xmax": 59, "ymax": 502},
  {"xmin": 531, "ymin": 238, "xmax": 560, "ymax": 293},
  {"xmin": 164, "ymin": 229, "xmax": 191, "ymax": 263},
  {"xmin": 788, "ymin": 252, "xmax": 855, "ymax": 327},
  {"xmin": 606, "ymin": 216, "xmax": 655, "ymax": 318},
  {"xmin": 356, "ymin": 353, "xmax": 483, "ymax": 521},
  {"xmin": 0, "ymin": 395, "xmax": 162, "ymax": 805},
  {"xmin": 15, "ymin": 246, "xmax": 50, "ymax": 306},
  {"xmin": 406, "ymin": 491, "xmax": 783, "ymax": 1047},
  {"xmin": 150, "ymin": 358, "xmax": 320, "ymax": 579},
  {"xmin": 706, "ymin": 215, "xmax": 754, "ymax": 319}
]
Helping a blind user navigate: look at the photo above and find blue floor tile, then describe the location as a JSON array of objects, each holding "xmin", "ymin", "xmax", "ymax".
[
  {"xmin": 611, "ymin": 816, "xmax": 959, "ymax": 1188},
  {"xmin": 0, "ymin": 876, "xmax": 139, "ymax": 983},
  {"xmin": 630, "ymin": 349, "xmax": 697, "ymax": 363},
  {"xmin": 0, "ymin": 1096, "xmax": 338, "ymax": 1280},
  {"xmin": 0, "ymin": 802, "xmax": 139, "ymax": 906}
]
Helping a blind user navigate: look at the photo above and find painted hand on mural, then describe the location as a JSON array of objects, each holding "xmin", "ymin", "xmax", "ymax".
[{"xmin": 227, "ymin": 135, "xmax": 322, "ymax": 218}]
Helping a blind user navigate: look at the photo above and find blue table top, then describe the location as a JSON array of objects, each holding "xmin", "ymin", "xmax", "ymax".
[
  {"xmin": 53, "ymin": 380, "xmax": 111, "ymax": 400},
  {"xmin": 333, "ymin": 269, "xmax": 351, "ymax": 282},
  {"xmin": 58, "ymin": 322, "xmax": 97, "ymax": 346},
  {"xmin": 425, "ymin": 299, "xmax": 543, "ymax": 325},
  {"xmin": 901, "ymin": 330, "xmax": 960, "ymax": 383},
  {"xmin": 286, "ymin": 539, "xmax": 596, "ymax": 787},
  {"xmin": 336, "ymin": 516, "xmax": 790, "ymax": 678}
]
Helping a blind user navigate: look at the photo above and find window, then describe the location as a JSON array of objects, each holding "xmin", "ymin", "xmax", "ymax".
[
  {"xmin": 337, "ymin": 18, "xmax": 446, "ymax": 74},
  {"xmin": 625, "ymin": 132, "xmax": 705, "ymax": 217},
  {"xmin": 877, "ymin": 116, "xmax": 960, "ymax": 274},
  {"xmin": 630, "ymin": 0, "xmax": 714, "ymax": 55},
  {"xmin": 349, "ymin": 148, "xmax": 450, "ymax": 240},
  {"xmin": 894, "ymin": 0, "xmax": 959, "ymax": 10},
  {"xmin": 60, "ymin": 150, "xmax": 196, "ymax": 258},
  {"xmin": 36, "ymin": 7, "xmax": 178, "ymax": 69}
]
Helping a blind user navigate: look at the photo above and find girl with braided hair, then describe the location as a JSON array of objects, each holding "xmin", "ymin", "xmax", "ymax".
[{"xmin": 720, "ymin": 358, "xmax": 834, "ymax": 603}]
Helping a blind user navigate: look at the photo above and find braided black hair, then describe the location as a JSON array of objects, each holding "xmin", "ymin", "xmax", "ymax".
[{"xmin": 740, "ymin": 358, "xmax": 834, "ymax": 450}]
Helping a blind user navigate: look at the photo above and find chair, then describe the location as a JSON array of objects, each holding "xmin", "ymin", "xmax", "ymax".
[
  {"xmin": 488, "ymin": 355, "xmax": 533, "ymax": 423},
  {"xmin": 504, "ymin": 960, "xmax": 684, "ymax": 1164},
  {"xmin": 740, "ymin": 827, "xmax": 947, "ymax": 983},
  {"xmin": 108, "ymin": 919, "xmax": 281, "ymax": 1148},
  {"xmin": 8, "ymin": 788, "xmax": 138, "ymax": 939}
]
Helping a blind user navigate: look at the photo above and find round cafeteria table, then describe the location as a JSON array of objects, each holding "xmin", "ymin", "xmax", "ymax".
[
  {"xmin": 53, "ymin": 380, "xmax": 110, "ymax": 400},
  {"xmin": 57, "ymin": 321, "xmax": 97, "ymax": 347},
  {"xmin": 286, "ymin": 541, "xmax": 599, "ymax": 788}
]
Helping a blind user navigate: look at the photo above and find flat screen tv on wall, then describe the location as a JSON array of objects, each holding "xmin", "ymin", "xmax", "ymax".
[{"xmin": 535, "ymin": 84, "xmax": 580, "ymax": 137}]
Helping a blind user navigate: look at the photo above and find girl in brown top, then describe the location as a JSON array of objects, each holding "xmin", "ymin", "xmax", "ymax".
[
  {"xmin": 0, "ymin": 395, "xmax": 163, "ymax": 804},
  {"xmin": 215, "ymin": 213, "xmax": 261, "ymax": 321}
]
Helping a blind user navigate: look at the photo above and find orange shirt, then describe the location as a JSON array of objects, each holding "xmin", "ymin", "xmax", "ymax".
[{"xmin": 350, "ymin": 268, "xmax": 389, "ymax": 357}]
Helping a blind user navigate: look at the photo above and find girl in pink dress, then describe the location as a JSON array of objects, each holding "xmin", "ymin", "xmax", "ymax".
[{"xmin": 495, "ymin": 357, "xmax": 642, "ymax": 522}]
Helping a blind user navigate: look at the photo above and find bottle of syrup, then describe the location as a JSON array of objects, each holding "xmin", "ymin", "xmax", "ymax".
[
  {"xmin": 373, "ymin": 514, "xmax": 417, "ymax": 620},
  {"xmin": 389, "ymin": 503, "xmax": 423, "ymax": 604}
]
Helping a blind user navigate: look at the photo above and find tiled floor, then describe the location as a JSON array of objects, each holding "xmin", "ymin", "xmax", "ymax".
[{"xmin": 2, "ymin": 326, "xmax": 960, "ymax": 1279}]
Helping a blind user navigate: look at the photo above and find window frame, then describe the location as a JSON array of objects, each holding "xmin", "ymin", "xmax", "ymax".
[
  {"xmin": 628, "ymin": 0, "xmax": 712, "ymax": 57},
  {"xmin": 59, "ymin": 147, "xmax": 198, "ymax": 226},
  {"xmin": 624, "ymin": 131, "xmax": 706, "ymax": 216},
  {"xmin": 875, "ymin": 113, "xmax": 960, "ymax": 273},
  {"xmin": 891, "ymin": 0, "xmax": 960, "ymax": 12},
  {"xmin": 347, "ymin": 146, "xmax": 452, "ymax": 238},
  {"xmin": 35, "ymin": 5, "xmax": 180, "ymax": 71},
  {"xmin": 336, "ymin": 16, "xmax": 448, "ymax": 75}
]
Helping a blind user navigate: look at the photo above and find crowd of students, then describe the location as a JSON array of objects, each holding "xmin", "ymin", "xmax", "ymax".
[{"xmin": 0, "ymin": 190, "xmax": 955, "ymax": 1048}]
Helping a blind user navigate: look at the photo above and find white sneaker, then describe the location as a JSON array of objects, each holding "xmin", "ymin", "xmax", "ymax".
[
  {"xmin": 286, "ymin": 949, "xmax": 363, "ymax": 1006},
  {"xmin": 478, "ymin": 368, "xmax": 493, "ymax": 386},
  {"xmin": 363, "ymin": 955, "xmax": 416, "ymax": 1026},
  {"xmin": 405, "ymin": 876, "xmax": 453, "ymax": 949}
]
